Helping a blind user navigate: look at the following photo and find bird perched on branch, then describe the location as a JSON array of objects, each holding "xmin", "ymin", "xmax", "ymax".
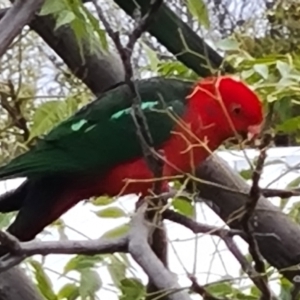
[{"xmin": 0, "ymin": 76, "xmax": 263, "ymax": 243}]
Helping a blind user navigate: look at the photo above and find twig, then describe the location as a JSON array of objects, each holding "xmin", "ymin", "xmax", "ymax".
[
  {"xmin": 261, "ymin": 188, "xmax": 300, "ymax": 198},
  {"xmin": 0, "ymin": 234, "xmax": 128, "ymax": 273},
  {"xmin": 0, "ymin": 206, "xmax": 191, "ymax": 298},
  {"xmin": 188, "ymin": 274, "xmax": 226, "ymax": 300},
  {"xmin": 163, "ymin": 210, "xmax": 279, "ymax": 299},
  {"xmin": 128, "ymin": 203, "xmax": 191, "ymax": 300},
  {"xmin": 0, "ymin": 0, "xmax": 45, "ymax": 58},
  {"xmin": 163, "ymin": 209, "xmax": 244, "ymax": 238},
  {"xmin": 92, "ymin": 0, "xmax": 164, "ymax": 187},
  {"xmin": 0, "ymin": 80, "xmax": 30, "ymax": 141},
  {"xmin": 240, "ymin": 135, "xmax": 273, "ymax": 300},
  {"xmin": 92, "ymin": 2, "xmax": 168, "ymax": 297}
]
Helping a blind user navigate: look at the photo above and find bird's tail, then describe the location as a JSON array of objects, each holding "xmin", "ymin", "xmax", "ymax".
[
  {"xmin": 4, "ymin": 176, "xmax": 77, "ymax": 242},
  {"xmin": 0, "ymin": 180, "xmax": 29, "ymax": 213}
]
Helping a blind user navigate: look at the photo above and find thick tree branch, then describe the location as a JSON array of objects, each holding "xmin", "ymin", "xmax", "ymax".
[
  {"xmin": 128, "ymin": 204, "xmax": 191, "ymax": 300},
  {"xmin": 111, "ymin": 0, "xmax": 300, "ymax": 296},
  {"xmin": 238, "ymin": 137, "xmax": 272, "ymax": 299},
  {"xmin": 29, "ymin": 12, "xmax": 125, "ymax": 95},
  {"xmin": 1, "ymin": 0, "xmax": 300, "ymax": 299},
  {"xmin": 195, "ymin": 155, "xmax": 300, "ymax": 295},
  {"xmin": 113, "ymin": 0, "xmax": 234, "ymax": 76},
  {"xmin": 0, "ymin": 3, "xmax": 125, "ymax": 300},
  {"xmin": 92, "ymin": 0, "xmax": 164, "ymax": 182},
  {"xmin": 92, "ymin": 2, "xmax": 169, "ymax": 299},
  {"xmin": 0, "ymin": 205, "xmax": 192, "ymax": 300},
  {"xmin": 0, "ymin": 234, "xmax": 128, "ymax": 273},
  {"xmin": 0, "ymin": 0, "xmax": 45, "ymax": 58}
]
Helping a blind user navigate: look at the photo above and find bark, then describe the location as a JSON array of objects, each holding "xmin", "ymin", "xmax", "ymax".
[
  {"xmin": 0, "ymin": 0, "xmax": 45, "ymax": 57},
  {"xmin": 0, "ymin": 0, "xmax": 299, "ymax": 299},
  {"xmin": 29, "ymin": 15, "xmax": 125, "ymax": 96},
  {"xmin": 113, "ymin": 0, "xmax": 300, "ymax": 287},
  {"xmin": 195, "ymin": 156, "xmax": 300, "ymax": 283},
  {"xmin": 0, "ymin": 267, "xmax": 43, "ymax": 300},
  {"xmin": 114, "ymin": 0, "xmax": 234, "ymax": 77},
  {"xmin": 0, "ymin": 6, "xmax": 125, "ymax": 300}
]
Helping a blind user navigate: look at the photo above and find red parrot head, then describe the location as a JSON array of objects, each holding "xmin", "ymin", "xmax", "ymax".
[{"xmin": 190, "ymin": 76, "xmax": 264, "ymax": 142}]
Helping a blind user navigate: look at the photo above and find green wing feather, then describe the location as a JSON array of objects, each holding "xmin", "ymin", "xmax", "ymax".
[{"xmin": 0, "ymin": 77, "xmax": 193, "ymax": 179}]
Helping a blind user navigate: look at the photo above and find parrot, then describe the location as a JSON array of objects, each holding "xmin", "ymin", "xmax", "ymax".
[{"xmin": 0, "ymin": 76, "xmax": 263, "ymax": 244}]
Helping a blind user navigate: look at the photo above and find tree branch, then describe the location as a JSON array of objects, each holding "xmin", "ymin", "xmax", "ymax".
[
  {"xmin": 0, "ymin": 205, "xmax": 192, "ymax": 300},
  {"xmin": 128, "ymin": 204, "xmax": 191, "ymax": 300},
  {"xmin": 238, "ymin": 136, "xmax": 272, "ymax": 299},
  {"xmin": 194, "ymin": 155, "xmax": 300, "ymax": 295},
  {"xmin": 1, "ymin": 0, "xmax": 300, "ymax": 299},
  {"xmin": 92, "ymin": 0, "xmax": 164, "ymax": 182},
  {"xmin": 0, "ymin": 234, "xmax": 128, "ymax": 273},
  {"xmin": 0, "ymin": 0, "xmax": 45, "ymax": 58},
  {"xmin": 113, "ymin": 0, "xmax": 234, "ymax": 76},
  {"xmin": 163, "ymin": 209, "xmax": 278, "ymax": 300},
  {"xmin": 92, "ymin": 2, "xmax": 169, "ymax": 298}
]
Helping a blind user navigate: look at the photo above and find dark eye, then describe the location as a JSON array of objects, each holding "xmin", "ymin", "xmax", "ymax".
[{"xmin": 231, "ymin": 104, "xmax": 241, "ymax": 115}]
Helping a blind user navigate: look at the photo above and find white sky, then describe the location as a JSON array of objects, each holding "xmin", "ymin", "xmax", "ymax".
[
  {"xmin": 1, "ymin": 146, "xmax": 300, "ymax": 299},
  {"xmin": 0, "ymin": 1, "xmax": 293, "ymax": 298}
]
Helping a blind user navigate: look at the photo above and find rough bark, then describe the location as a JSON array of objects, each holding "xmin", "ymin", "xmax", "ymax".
[
  {"xmin": 0, "ymin": 0, "xmax": 45, "ymax": 57},
  {"xmin": 195, "ymin": 156, "xmax": 300, "ymax": 283},
  {"xmin": 0, "ymin": 0, "xmax": 300, "ymax": 299},
  {"xmin": 29, "ymin": 15, "xmax": 125, "ymax": 96},
  {"xmin": 114, "ymin": 0, "xmax": 234, "ymax": 77},
  {"xmin": 113, "ymin": 0, "xmax": 300, "ymax": 286},
  {"xmin": 0, "ymin": 267, "xmax": 44, "ymax": 300},
  {"xmin": 0, "ymin": 6, "xmax": 125, "ymax": 300}
]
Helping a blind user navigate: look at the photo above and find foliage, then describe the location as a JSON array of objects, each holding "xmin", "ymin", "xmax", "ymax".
[{"xmin": 1, "ymin": 0, "xmax": 300, "ymax": 299}]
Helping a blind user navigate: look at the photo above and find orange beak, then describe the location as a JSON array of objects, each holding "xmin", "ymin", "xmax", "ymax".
[{"xmin": 247, "ymin": 124, "xmax": 262, "ymax": 141}]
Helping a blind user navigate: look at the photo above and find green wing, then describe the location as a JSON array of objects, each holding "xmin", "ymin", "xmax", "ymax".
[{"xmin": 0, "ymin": 77, "xmax": 193, "ymax": 179}]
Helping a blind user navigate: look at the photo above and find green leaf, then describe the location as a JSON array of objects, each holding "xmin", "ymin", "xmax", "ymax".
[
  {"xmin": 92, "ymin": 196, "xmax": 117, "ymax": 206},
  {"xmin": 239, "ymin": 169, "xmax": 252, "ymax": 180},
  {"xmin": 186, "ymin": 0, "xmax": 210, "ymax": 29},
  {"xmin": 107, "ymin": 257, "xmax": 127, "ymax": 287},
  {"xmin": 39, "ymin": 0, "xmax": 66, "ymax": 16},
  {"xmin": 281, "ymin": 176, "xmax": 300, "ymax": 210},
  {"xmin": 287, "ymin": 176, "xmax": 300, "ymax": 188},
  {"xmin": 279, "ymin": 276, "xmax": 293, "ymax": 300},
  {"xmin": 96, "ymin": 206, "xmax": 127, "ymax": 218},
  {"xmin": 29, "ymin": 101, "xmax": 64, "ymax": 140},
  {"xmin": 64, "ymin": 255, "xmax": 104, "ymax": 274},
  {"xmin": 29, "ymin": 260, "xmax": 57, "ymax": 300},
  {"xmin": 288, "ymin": 201, "xmax": 300, "ymax": 223},
  {"xmin": 58, "ymin": 283, "xmax": 79, "ymax": 300},
  {"xmin": 276, "ymin": 116, "xmax": 300, "ymax": 133},
  {"xmin": 206, "ymin": 282, "xmax": 233, "ymax": 296},
  {"xmin": 0, "ymin": 212, "xmax": 15, "ymax": 229},
  {"xmin": 143, "ymin": 44, "xmax": 160, "ymax": 70},
  {"xmin": 120, "ymin": 278, "xmax": 145, "ymax": 300},
  {"xmin": 55, "ymin": 10, "xmax": 76, "ymax": 30},
  {"xmin": 215, "ymin": 38, "xmax": 239, "ymax": 51},
  {"xmin": 253, "ymin": 64, "xmax": 269, "ymax": 79},
  {"xmin": 172, "ymin": 198, "xmax": 194, "ymax": 217},
  {"xmin": 81, "ymin": 6, "xmax": 108, "ymax": 50},
  {"xmin": 29, "ymin": 97, "xmax": 78, "ymax": 141},
  {"xmin": 241, "ymin": 69, "xmax": 255, "ymax": 80},
  {"xmin": 101, "ymin": 223, "xmax": 130, "ymax": 239},
  {"xmin": 276, "ymin": 60, "xmax": 291, "ymax": 78},
  {"xmin": 79, "ymin": 269, "xmax": 102, "ymax": 299}
]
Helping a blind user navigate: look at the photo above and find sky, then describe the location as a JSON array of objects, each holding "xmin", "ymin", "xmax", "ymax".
[
  {"xmin": 1, "ymin": 146, "xmax": 300, "ymax": 299},
  {"xmin": 0, "ymin": 0, "xmax": 295, "ymax": 299}
]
